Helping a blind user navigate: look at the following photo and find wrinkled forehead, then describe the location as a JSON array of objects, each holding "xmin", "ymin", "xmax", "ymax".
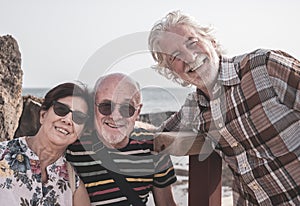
[{"xmin": 155, "ymin": 26, "xmax": 198, "ymax": 55}]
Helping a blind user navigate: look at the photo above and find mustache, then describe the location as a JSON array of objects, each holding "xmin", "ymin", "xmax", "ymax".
[{"xmin": 185, "ymin": 54, "xmax": 207, "ymax": 72}]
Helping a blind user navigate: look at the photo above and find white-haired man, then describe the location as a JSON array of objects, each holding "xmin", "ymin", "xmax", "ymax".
[{"xmin": 148, "ymin": 10, "xmax": 300, "ymax": 205}]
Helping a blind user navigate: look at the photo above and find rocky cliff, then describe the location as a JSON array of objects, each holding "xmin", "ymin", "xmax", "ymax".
[{"xmin": 0, "ymin": 35, "xmax": 23, "ymax": 141}]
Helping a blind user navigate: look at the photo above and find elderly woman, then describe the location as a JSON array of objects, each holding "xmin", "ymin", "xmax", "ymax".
[{"xmin": 0, "ymin": 82, "xmax": 91, "ymax": 206}]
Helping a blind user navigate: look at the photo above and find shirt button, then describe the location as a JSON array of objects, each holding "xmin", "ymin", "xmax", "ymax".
[
  {"xmin": 253, "ymin": 184, "xmax": 259, "ymax": 190},
  {"xmin": 232, "ymin": 142, "xmax": 238, "ymax": 147},
  {"xmin": 218, "ymin": 123, "xmax": 223, "ymax": 128}
]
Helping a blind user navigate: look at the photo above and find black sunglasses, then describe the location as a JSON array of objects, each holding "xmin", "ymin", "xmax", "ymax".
[
  {"xmin": 52, "ymin": 100, "xmax": 89, "ymax": 125},
  {"xmin": 95, "ymin": 101, "xmax": 138, "ymax": 118}
]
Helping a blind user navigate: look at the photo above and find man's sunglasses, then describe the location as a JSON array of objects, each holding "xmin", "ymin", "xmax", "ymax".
[
  {"xmin": 52, "ymin": 100, "xmax": 89, "ymax": 125},
  {"xmin": 95, "ymin": 101, "xmax": 138, "ymax": 118}
]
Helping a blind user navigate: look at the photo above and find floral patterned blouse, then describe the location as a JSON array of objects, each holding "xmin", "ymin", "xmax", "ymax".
[{"xmin": 0, "ymin": 136, "xmax": 80, "ymax": 206}]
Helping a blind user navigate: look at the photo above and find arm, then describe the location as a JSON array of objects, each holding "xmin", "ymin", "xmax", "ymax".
[
  {"xmin": 152, "ymin": 185, "xmax": 177, "ymax": 206},
  {"xmin": 152, "ymin": 152, "xmax": 177, "ymax": 206},
  {"xmin": 159, "ymin": 91, "xmax": 201, "ymax": 132},
  {"xmin": 73, "ymin": 180, "xmax": 90, "ymax": 206},
  {"xmin": 134, "ymin": 121, "xmax": 158, "ymax": 131}
]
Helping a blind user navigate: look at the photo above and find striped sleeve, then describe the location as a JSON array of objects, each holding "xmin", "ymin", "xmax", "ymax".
[
  {"xmin": 153, "ymin": 153, "xmax": 177, "ymax": 188},
  {"xmin": 131, "ymin": 128, "xmax": 177, "ymax": 188}
]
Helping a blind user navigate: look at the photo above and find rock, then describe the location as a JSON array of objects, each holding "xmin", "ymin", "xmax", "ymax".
[
  {"xmin": 139, "ymin": 111, "xmax": 175, "ymax": 126},
  {"xmin": 14, "ymin": 95, "xmax": 43, "ymax": 138},
  {"xmin": 0, "ymin": 35, "xmax": 23, "ymax": 141}
]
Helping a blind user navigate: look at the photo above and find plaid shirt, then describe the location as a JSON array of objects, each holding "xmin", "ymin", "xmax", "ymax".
[{"xmin": 162, "ymin": 49, "xmax": 300, "ymax": 205}]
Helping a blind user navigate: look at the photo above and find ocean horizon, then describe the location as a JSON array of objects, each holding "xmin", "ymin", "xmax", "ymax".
[{"xmin": 22, "ymin": 87, "xmax": 194, "ymax": 114}]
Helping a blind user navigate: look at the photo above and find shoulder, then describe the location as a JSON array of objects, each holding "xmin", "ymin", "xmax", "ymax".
[
  {"xmin": 0, "ymin": 139, "xmax": 9, "ymax": 155},
  {"xmin": 125, "ymin": 128, "xmax": 155, "ymax": 151},
  {"xmin": 0, "ymin": 137, "xmax": 25, "ymax": 152},
  {"xmin": 130, "ymin": 127, "xmax": 154, "ymax": 140},
  {"xmin": 225, "ymin": 49, "xmax": 272, "ymax": 77},
  {"xmin": 232, "ymin": 48, "xmax": 271, "ymax": 64},
  {"xmin": 236, "ymin": 49, "xmax": 300, "ymax": 73},
  {"xmin": 267, "ymin": 50, "xmax": 300, "ymax": 68},
  {"xmin": 67, "ymin": 132, "xmax": 98, "ymax": 152},
  {"xmin": 232, "ymin": 48, "xmax": 297, "ymax": 65}
]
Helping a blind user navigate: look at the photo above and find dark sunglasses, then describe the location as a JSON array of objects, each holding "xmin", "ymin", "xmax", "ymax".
[
  {"xmin": 52, "ymin": 100, "xmax": 89, "ymax": 125},
  {"xmin": 95, "ymin": 101, "xmax": 138, "ymax": 118}
]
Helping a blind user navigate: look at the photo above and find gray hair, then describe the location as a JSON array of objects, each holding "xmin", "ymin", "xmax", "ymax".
[{"xmin": 148, "ymin": 10, "xmax": 224, "ymax": 87}]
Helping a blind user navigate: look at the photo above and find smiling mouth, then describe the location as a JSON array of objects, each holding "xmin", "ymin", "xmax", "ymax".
[
  {"xmin": 186, "ymin": 56, "xmax": 207, "ymax": 73},
  {"xmin": 55, "ymin": 127, "xmax": 70, "ymax": 135},
  {"xmin": 105, "ymin": 122, "xmax": 125, "ymax": 129}
]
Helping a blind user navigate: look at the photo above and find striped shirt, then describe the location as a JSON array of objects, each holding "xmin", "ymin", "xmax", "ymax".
[
  {"xmin": 66, "ymin": 128, "xmax": 176, "ymax": 206},
  {"xmin": 161, "ymin": 49, "xmax": 300, "ymax": 205}
]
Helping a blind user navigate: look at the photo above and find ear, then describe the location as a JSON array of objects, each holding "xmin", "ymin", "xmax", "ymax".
[
  {"xmin": 39, "ymin": 110, "xmax": 47, "ymax": 125},
  {"xmin": 135, "ymin": 104, "xmax": 143, "ymax": 117},
  {"xmin": 211, "ymin": 40, "xmax": 217, "ymax": 48}
]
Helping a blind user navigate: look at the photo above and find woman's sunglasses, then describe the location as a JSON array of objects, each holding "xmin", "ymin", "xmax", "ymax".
[
  {"xmin": 95, "ymin": 101, "xmax": 138, "ymax": 118},
  {"xmin": 52, "ymin": 100, "xmax": 89, "ymax": 125}
]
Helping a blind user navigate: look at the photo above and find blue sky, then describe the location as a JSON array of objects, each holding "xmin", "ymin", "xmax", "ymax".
[{"xmin": 1, "ymin": 0, "xmax": 299, "ymax": 88}]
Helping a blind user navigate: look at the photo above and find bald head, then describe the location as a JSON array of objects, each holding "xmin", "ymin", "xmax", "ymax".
[
  {"xmin": 94, "ymin": 73, "xmax": 141, "ymax": 106},
  {"xmin": 93, "ymin": 73, "xmax": 142, "ymax": 149}
]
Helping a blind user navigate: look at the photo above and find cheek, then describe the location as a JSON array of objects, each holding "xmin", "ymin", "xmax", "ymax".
[
  {"xmin": 39, "ymin": 110, "xmax": 49, "ymax": 124},
  {"xmin": 172, "ymin": 60, "xmax": 188, "ymax": 74},
  {"xmin": 94, "ymin": 114, "xmax": 103, "ymax": 126},
  {"xmin": 172, "ymin": 65, "xmax": 180, "ymax": 74},
  {"xmin": 128, "ymin": 115, "xmax": 138, "ymax": 127}
]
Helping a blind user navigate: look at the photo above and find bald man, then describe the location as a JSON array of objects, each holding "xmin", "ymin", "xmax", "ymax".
[{"xmin": 67, "ymin": 73, "xmax": 177, "ymax": 206}]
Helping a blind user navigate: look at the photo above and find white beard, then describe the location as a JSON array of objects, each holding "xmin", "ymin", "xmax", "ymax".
[{"xmin": 101, "ymin": 128, "xmax": 127, "ymax": 146}]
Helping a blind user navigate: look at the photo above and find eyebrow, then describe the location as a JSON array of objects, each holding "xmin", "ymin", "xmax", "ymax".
[
  {"xmin": 98, "ymin": 99, "xmax": 111, "ymax": 103},
  {"xmin": 186, "ymin": 36, "xmax": 198, "ymax": 44},
  {"xmin": 169, "ymin": 36, "xmax": 197, "ymax": 56},
  {"xmin": 187, "ymin": 36, "xmax": 197, "ymax": 40}
]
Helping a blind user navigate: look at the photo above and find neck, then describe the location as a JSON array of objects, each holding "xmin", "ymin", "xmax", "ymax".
[
  {"xmin": 26, "ymin": 133, "xmax": 66, "ymax": 183},
  {"xmin": 26, "ymin": 134, "xmax": 65, "ymax": 165}
]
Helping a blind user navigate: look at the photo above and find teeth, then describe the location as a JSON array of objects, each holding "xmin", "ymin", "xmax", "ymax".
[
  {"xmin": 187, "ymin": 56, "xmax": 206, "ymax": 72},
  {"xmin": 56, "ymin": 127, "xmax": 69, "ymax": 135},
  {"xmin": 190, "ymin": 62, "xmax": 204, "ymax": 72},
  {"xmin": 105, "ymin": 122, "xmax": 123, "ymax": 128},
  {"xmin": 108, "ymin": 123, "xmax": 118, "ymax": 128},
  {"xmin": 197, "ymin": 55, "xmax": 206, "ymax": 62}
]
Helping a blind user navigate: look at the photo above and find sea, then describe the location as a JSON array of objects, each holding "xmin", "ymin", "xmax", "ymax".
[{"xmin": 22, "ymin": 87, "xmax": 194, "ymax": 114}]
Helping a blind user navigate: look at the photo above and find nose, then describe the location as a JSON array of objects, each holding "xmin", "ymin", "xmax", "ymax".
[
  {"xmin": 61, "ymin": 112, "xmax": 73, "ymax": 125},
  {"xmin": 111, "ymin": 105, "xmax": 123, "ymax": 120},
  {"xmin": 183, "ymin": 48, "xmax": 197, "ymax": 64}
]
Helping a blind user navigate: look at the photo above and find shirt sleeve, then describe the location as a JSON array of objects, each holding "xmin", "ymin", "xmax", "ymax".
[
  {"xmin": 267, "ymin": 50, "xmax": 300, "ymax": 111},
  {"xmin": 159, "ymin": 91, "xmax": 201, "ymax": 132},
  {"xmin": 153, "ymin": 153, "xmax": 177, "ymax": 188}
]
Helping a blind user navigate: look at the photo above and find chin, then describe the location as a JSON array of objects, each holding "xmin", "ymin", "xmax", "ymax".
[{"xmin": 102, "ymin": 133, "xmax": 125, "ymax": 145}]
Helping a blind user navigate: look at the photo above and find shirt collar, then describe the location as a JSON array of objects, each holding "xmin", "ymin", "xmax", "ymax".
[
  {"xmin": 195, "ymin": 56, "xmax": 240, "ymax": 107},
  {"xmin": 218, "ymin": 56, "xmax": 240, "ymax": 86}
]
